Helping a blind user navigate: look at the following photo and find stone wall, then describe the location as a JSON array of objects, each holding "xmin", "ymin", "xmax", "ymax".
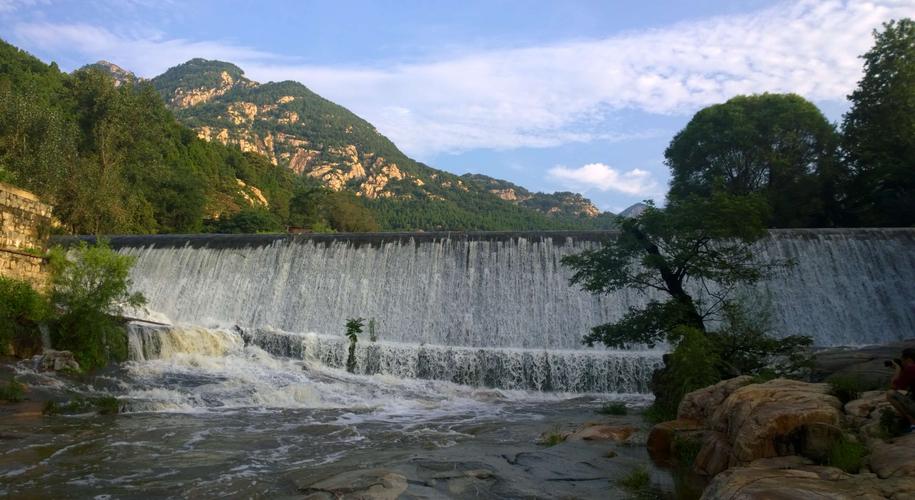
[{"xmin": 0, "ymin": 182, "xmax": 53, "ymax": 288}]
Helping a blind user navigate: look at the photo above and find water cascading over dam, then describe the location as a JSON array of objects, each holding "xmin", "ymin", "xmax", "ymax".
[{"xmin": 78, "ymin": 228, "xmax": 915, "ymax": 394}]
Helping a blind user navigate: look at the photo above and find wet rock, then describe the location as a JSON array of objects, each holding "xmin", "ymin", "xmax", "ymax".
[
  {"xmin": 298, "ymin": 468, "xmax": 407, "ymax": 500},
  {"xmin": 678, "ymin": 376, "xmax": 755, "ymax": 423},
  {"xmin": 32, "ymin": 350, "xmax": 79, "ymax": 372},
  {"xmin": 701, "ymin": 462, "xmax": 915, "ymax": 499},
  {"xmin": 567, "ymin": 423, "xmax": 637, "ymax": 442},
  {"xmin": 706, "ymin": 379, "xmax": 843, "ymax": 464},
  {"xmin": 647, "ymin": 419, "xmax": 703, "ymax": 462},
  {"xmin": 869, "ymin": 433, "xmax": 915, "ymax": 479}
]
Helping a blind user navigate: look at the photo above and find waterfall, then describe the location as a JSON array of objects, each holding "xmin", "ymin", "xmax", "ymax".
[
  {"xmin": 112, "ymin": 229, "xmax": 915, "ymax": 349},
  {"xmin": 87, "ymin": 228, "xmax": 915, "ymax": 395},
  {"xmin": 126, "ymin": 323, "xmax": 661, "ymax": 393}
]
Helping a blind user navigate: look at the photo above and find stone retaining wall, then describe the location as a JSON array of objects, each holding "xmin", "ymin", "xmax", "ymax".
[{"xmin": 0, "ymin": 182, "xmax": 53, "ymax": 288}]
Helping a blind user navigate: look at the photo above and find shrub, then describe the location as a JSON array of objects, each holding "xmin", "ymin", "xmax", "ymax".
[
  {"xmin": 649, "ymin": 326, "xmax": 720, "ymax": 422},
  {"xmin": 0, "ymin": 276, "xmax": 49, "ymax": 355},
  {"xmin": 597, "ymin": 402, "xmax": 628, "ymax": 416},
  {"xmin": 709, "ymin": 299, "xmax": 813, "ymax": 379},
  {"xmin": 826, "ymin": 435, "xmax": 867, "ymax": 473},
  {"xmin": 879, "ymin": 408, "xmax": 910, "ymax": 439},
  {"xmin": 344, "ymin": 317, "xmax": 364, "ymax": 373},
  {"xmin": 47, "ymin": 240, "xmax": 146, "ymax": 370},
  {"xmin": 0, "ymin": 379, "xmax": 26, "ymax": 402},
  {"xmin": 672, "ymin": 434, "xmax": 703, "ymax": 467},
  {"xmin": 828, "ymin": 376, "xmax": 863, "ymax": 405}
]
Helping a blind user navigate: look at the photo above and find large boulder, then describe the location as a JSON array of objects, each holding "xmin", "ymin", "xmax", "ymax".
[
  {"xmin": 678, "ymin": 376, "xmax": 754, "ymax": 423},
  {"xmin": 702, "ymin": 461, "xmax": 915, "ymax": 499},
  {"xmin": 845, "ymin": 390, "xmax": 892, "ymax": 419},
  {"xmin": 705, "ymin": 379, "xmax": 843, "ymax": 464},
  {"xmin": 869, "ymin": 433, "xmax": 915, "ymax": 479}
]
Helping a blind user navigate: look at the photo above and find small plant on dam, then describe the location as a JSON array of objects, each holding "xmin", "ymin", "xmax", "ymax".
[{"xmin": 345, "ymin": 317, "xmax": 364, "ymax": 373}]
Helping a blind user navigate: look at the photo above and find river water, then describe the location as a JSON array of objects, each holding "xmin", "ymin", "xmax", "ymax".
[
  {"xmin": 2, "ymin": 229, "xmax": 913, "ymax": 497},
  {"xmin": 1, "ymin": 327, "xmax": 656, "ymax": 498}
]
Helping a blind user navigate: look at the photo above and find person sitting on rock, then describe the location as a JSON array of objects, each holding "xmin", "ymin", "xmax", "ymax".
[{"xmin": 886, "ymin": 348, "xmax": 915, "ymax": 430}]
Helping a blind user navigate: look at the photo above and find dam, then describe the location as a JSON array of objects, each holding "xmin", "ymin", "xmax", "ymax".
[{"xmin": 59, "ymin": 228, "xmax": 915, "ymax": 394}]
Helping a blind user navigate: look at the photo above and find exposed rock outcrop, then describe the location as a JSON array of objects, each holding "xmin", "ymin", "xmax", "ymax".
[
  {"xmin": 702, "ymin": 458, "xmax": 915, "ymax": 500},
  {"xmin": 654, "ymin": 374, "xmax": 915, "ymax": 498},
  {"xmin": 298, "ymin": 468, "xmax": 407, "ymax": 500},
  {"xmin": 33, "ymin": 350, "xmax": 80, "ymax": 372}
]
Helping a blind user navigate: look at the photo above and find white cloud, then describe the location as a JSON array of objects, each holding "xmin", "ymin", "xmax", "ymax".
[
  {"xmin": 548, "ymin": 163, "xmax": 658, "ymax": 195},
  {"xmin": 0, "ymin": 0, "xmax": 47, "ymax": 13},
  {"xmin": 9, "ymin": 0, "xmax": 915, "ymax": 156}
]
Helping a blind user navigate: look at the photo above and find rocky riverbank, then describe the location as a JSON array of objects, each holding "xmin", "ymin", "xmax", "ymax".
[{"xmin": 648, "ymin": 374, "xmax": 915, "ymax": 499}]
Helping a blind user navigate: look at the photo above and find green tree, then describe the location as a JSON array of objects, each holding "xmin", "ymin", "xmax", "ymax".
[
  {"xmin": 842, "ymin": 19, "xmax": 915, "ymax": 227},
  {"xmin": 563, "ymin": 193, "xmax": 772, "ymax": 348},
  {"xmin": 666, "ymin": 93, "xmax": 841, "ymax": 227},
  {"xmin": 208, "ymin": 208, "xmax": 283, "ymax": 234},
  {"xmin": 562, "ymin": 193, "xmax": 803, "ymax": 418},
  {"xmin": 48, "ymin": 240, "xmax": 146, "ymax": 370}
]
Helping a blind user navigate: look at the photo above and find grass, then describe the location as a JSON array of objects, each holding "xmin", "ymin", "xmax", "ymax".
[
  {"xmin": 826, "ymin": 435, "xmax": 867, "ymax": 473},
  {"xmin": 0, "ymin": 379, "xmax": 26, "ymax": 402},
  {"xmin": 672, "ymin": 434, "xmax": 703, "ymax": 467},
  {"xmin": 617, "ymin": 465, "xmax": 662, "ymax": 499},
  {"xmin": 540, "ymin": 427, "xmax": 567, "ymax": 447},
  {"xmin": 828, "ymin": 375, "xmax": 863, "ymax": 405},
  {"xmin": 597, "ymin": 402, "xmax": 628, "ymax": 416},
  {"xmin": 643, "ymin": 402, "xmax": 676, "ymax": 424}
]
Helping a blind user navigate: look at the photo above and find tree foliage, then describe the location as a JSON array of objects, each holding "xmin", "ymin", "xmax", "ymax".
[
  {"xmin": 48, "ymin": 240, "xmax": 146, "ymax": 369},
  {"xmin": 666, "ymin": 93, "xmax": 841, "ymax": 228},
  {"xmin": 0, "ymin": 276, "xmax": 49, "ymax": 355},
  {"xmin": 842, "ymin": 19, "xmax": 915, "ymax": 227},
  {"xmin": 563, "ymin": 193, "xmax": 772, "ymax": 348}
]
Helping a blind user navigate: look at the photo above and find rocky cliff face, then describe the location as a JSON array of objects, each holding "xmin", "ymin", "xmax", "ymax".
[
  {"xmin": 149, "ymin": 60, "xmax": 463, "ymax": 202},
  {"xmin": 462, "ymin": 173, "xmax": 602, "ymax": 218},
  {"xmin": 148, "ymin": 59, "xmax": 611, "ymax": 221}
]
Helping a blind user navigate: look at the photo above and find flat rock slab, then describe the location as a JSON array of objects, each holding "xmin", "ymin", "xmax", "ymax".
[
  {"xmin": 567, "ymin": 423, "xmax": 637, "ymax": 442},
  {"xmin": 299, "ymin": 468, "xmax": 407, "ymax": 500}
]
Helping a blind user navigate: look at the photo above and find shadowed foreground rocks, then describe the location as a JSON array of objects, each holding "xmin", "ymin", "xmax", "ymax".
[{"xmin": 649, "ymin": 375, "xmax": 915, "ymax": 499}]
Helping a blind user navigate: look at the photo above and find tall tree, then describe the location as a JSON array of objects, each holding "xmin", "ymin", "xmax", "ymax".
[
  {"xmin": 562, "ymin": 193, "xmax": 772, "ymax": 349},
  {"xmin": 666, "ymin": 93, "xmax": 841, "ymax": 228},
  {"xmin": 842, "ymin": 19, "xmax": 915, "ymax": 227}
]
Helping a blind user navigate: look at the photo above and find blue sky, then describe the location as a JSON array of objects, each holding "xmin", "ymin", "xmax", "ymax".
[{"xmin": 2, "ymin": 0, "xmax": 913, "ymax": 212}]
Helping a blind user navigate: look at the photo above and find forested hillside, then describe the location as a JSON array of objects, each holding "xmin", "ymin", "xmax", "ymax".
[{"xmin": 0, "ymin": 41, "xmax": 613, "ymax": 233}]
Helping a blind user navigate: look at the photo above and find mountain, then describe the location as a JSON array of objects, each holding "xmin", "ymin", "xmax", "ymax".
[
  {"xmin": 78, "ymin": 61, "xmax": 137, "ymax": 87},
  {"xmin": 618, "ymin": 202, "xmax": 648, "ymax": 219},
  {"xmin": 147, "ymin": 59, "xmax": 615, "ymax": 229},
  {"xmin": 460, "ymin": 173, "xmax": 618, "ymax": 223},
  {"xmin": 1, "ymin": 40, "xmax": 616, "ymax": 234}
]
